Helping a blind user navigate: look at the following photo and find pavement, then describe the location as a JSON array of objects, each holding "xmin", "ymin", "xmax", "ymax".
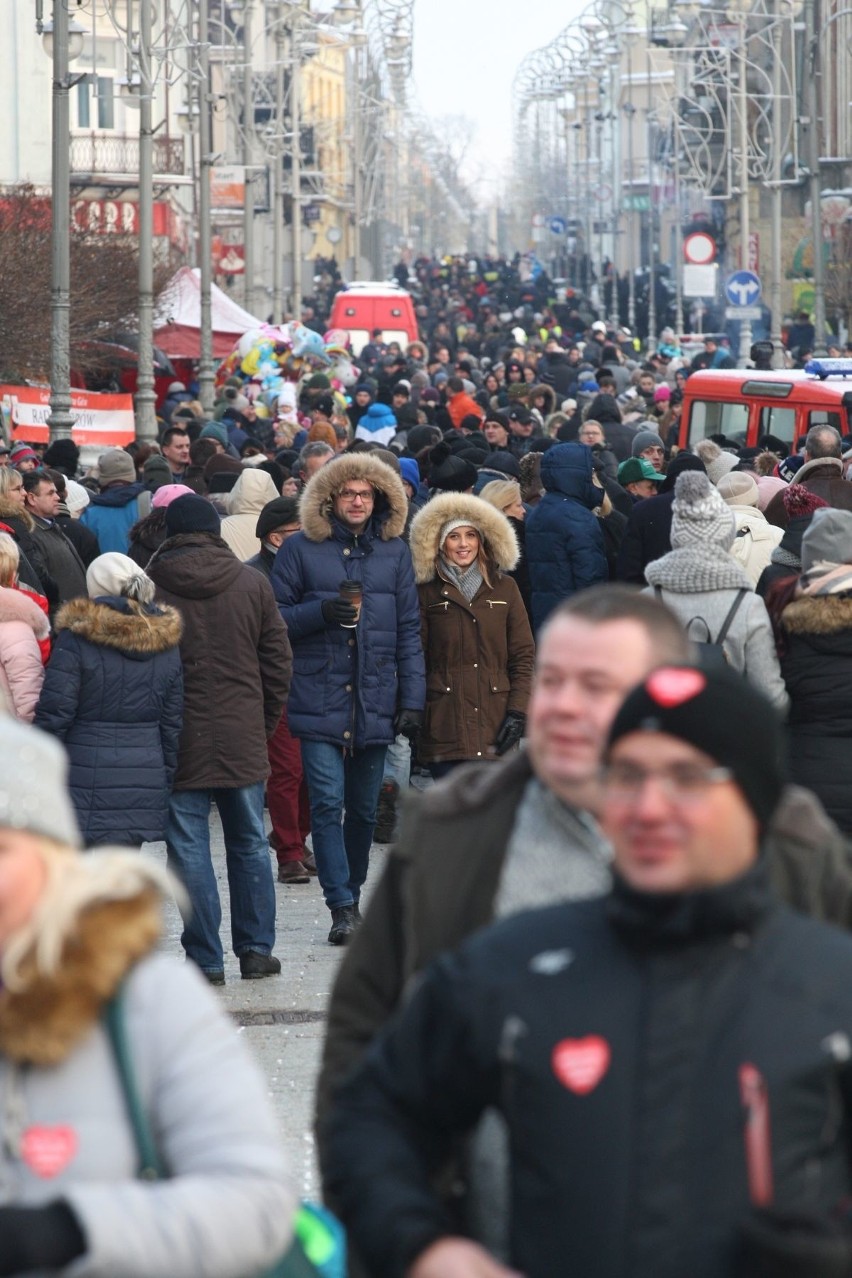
[{"xmin": 144, "ymin": 822, "xmax": 389, "ymax": 1201}]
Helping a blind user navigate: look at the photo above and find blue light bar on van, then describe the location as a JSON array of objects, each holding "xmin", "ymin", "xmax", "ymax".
[{"xmin": 805, "ymin": 358, "xmax": 852, "ymax": 380}]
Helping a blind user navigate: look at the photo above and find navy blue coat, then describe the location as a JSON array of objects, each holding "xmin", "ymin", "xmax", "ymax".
[
  {"xmin": 525, "ymin": 443, "xmax": 608, "ymax": 631},
  {"xmin": 34, "ymin": 596, "xmax": 183, "ymax": 846},
  {"xmin": 272, "ymin": 453, "xmax": 425, "ymax": 749}
]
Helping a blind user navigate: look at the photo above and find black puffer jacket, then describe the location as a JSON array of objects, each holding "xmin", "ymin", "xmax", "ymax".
[
  {"xmin": 323, "ymin": 862, "xmax": 852, "ymax": 1278},
  {"xmin": 780, "ymin": 592, "xmax": 852, "ymax": 833}
]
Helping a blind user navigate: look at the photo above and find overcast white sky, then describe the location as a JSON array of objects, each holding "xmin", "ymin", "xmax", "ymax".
[{"xmin": 410, "ymin": 0, "xmax": 587, "ymax": 192}]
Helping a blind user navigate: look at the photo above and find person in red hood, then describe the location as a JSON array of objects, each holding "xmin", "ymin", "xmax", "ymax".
[{"xmin": 446, "ymin": 376, "xmax": 485, "ymax": 431}]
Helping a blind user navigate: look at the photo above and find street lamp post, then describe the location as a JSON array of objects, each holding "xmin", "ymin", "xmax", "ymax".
[
  {"xmin": 197, "ymin": 0, "xmax": 215, "ymax": 414},
  {"xmin": 135, "ymin": 0, "xmax": 157, "ymax": 442},
  {"xmin": 290, "ymin": 12, "xmax": 303, "ymax": 319},
  {"xmin": 241, "ymin": 0, "xmax": 256, "ymax": 315},
  {"xmin": 804, "ymin": 0, "xmax": 827, "ymax": 354}
]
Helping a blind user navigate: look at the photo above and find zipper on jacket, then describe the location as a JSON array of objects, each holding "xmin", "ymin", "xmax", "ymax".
[
  {"xmin": 428, "ymin": 601, "xmax": 450, "ymax": 612},
  {"xmin": 486, "ymin": 600, "xmax": 508, "ymax": 608},
  {"xmin": 739, "ymin": 1062, "xmax": 774, "ymax": 1207}
]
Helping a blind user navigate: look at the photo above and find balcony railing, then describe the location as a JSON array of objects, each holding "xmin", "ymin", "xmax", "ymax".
[{"xmin": 70, "ymin": 134, "xmax": 186, "ymax": 180}]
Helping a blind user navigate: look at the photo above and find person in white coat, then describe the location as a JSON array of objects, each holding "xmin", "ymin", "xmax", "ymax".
[
  {"xmin": 0, "ymin": 717, "xmax": 296, "ymax": 1278},
  {"xmin": 219, "ymin": 467, "xmax": 280, "ymax": 562},
  {"xmin": 716, "ymin": 471, "xmax": 783, "ymax": 587}
]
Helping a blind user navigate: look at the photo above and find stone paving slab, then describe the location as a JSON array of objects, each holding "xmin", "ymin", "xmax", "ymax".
[{"xmin": 143, "ymin": 823, "xmax": 389, "ymax": 1198}]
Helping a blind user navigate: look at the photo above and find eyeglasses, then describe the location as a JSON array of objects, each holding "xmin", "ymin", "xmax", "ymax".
[
  {"xmin": 601, "ymin": 762, "xmax": 733, "ymax": 805},
  {"xmin": 337, "ymin": 488, "xmax": 374, "ymax": 504}
]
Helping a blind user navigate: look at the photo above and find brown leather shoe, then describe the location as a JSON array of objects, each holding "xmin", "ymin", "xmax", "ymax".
[
  {"xmin": 277, "ymin": 860, "xmax": 310, "ymax": 884},
  {"xmin": 302, "ymin": 846, "xmax": 318, "ymax": 875}
]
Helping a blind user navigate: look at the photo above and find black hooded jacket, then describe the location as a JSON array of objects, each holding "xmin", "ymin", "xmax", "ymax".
[{"xmin": 323, "ymin": 860, "xmax": 852, "ymax": 1278}]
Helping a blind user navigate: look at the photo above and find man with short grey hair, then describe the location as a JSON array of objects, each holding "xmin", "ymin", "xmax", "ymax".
[
  {"xmin": 765, "ymin": 422, "xmax": 852, "ymax": 528},
  {"xmin": 297, "ymin": 440, "xmax": 335, "ymax": 481}
]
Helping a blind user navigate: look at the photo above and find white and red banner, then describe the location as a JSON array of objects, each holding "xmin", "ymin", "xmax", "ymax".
[{"xmin": 0, "ymin": 386, "xmax": 135, "ymax": 446}]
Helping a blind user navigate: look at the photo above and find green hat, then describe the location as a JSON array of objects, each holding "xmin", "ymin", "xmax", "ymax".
[{"xmin": 618, "ymin": 457, "xmax": 664, "ymax": 487}]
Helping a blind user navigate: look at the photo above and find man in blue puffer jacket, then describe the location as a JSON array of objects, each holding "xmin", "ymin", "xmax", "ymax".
[
  {"xmin": 525, "ymin": 441, "xmax": 609, "ymax": 632},
  {"xmin": 272, "ymin": 452, "xmax": 425, "ymax": 946}
]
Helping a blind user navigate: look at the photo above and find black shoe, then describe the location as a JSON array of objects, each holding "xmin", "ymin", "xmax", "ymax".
[
  {"xmin": 239, "ymin": 952, "xmax": 282, "ymax": 980},
  {"xmin": 328, "ymin": 905, "xmax": 358, "ymax": 946},
  {"xmin": 202, "ymin": 969, "xmax": 225, "ymax": 986},
  {"xmin": 373, "ymin": 780, "xmax": 399, "ymax": 843},
  {"xmin": 352, "ymin": 902, "xmax": 362, "ymax": 923}
]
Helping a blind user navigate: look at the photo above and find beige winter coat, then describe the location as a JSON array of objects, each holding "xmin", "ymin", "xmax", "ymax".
[
  {"xmin": 727, "ymin": 504, "xmax": 783, "ymax": 587},
  {"xmin": 0, "ymin": 585, "xmax": 48, "ymax": 721},
  {"xmin": 219, "ymin": 469, "xmax": 280, "ymax": 561}
]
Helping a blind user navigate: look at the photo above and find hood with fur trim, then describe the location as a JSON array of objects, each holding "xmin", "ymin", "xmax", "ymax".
[
  {"xmin": 0, "ymin": 887, "xmax": 162, "ymax": 1066},
  {"xmin": 299, "ymin": 451, "xmax": 408, "ymax": 544},
  {"xmin": 781, "ymin": 594, "xmax": 852, "ymax": 636},
  {"xmin": 0, "ymin": 495, "xmax": 34, "ymax": 529},
  {"xmin": 0, "ymin": 585, "xmax": 50, "ymax": 639},
  {"xmin": 55, "ymin": 596, "xmax": 182, "ymax": 654},
  {"xmin": 409, "ymin": 492, "xmax": 519, "ymax": 584}
]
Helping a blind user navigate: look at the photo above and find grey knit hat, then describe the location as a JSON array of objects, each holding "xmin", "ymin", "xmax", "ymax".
[
  {"xmin": 671, "ymin": 471, "xmax": 736, "ymax": 550},
  {"xmin": 717, "ymin": 472, "xmax": 759, "ymax": 508},
  {"xmin": 97, "ymin": 448, "xmax": 136, "ymax": 488},
  {"xmin": 631, "ymin": 429, "xmax": 665, "ymax": 458},
  {"xmin": 694, "ymin": 439, "xmax": 740, "ymax": 486},
  {"xmin": 0, "ymin": 719, "xmax": 81, "ymax": 848},
  {"xmin": 800, "ymin": 508, "xmax": 852, "ymax": 575}
]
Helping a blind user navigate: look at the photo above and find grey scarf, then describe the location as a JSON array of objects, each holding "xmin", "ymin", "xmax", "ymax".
[{"xmin": 439, "ymin": 556, "xmax": 483, "ymax": 602}]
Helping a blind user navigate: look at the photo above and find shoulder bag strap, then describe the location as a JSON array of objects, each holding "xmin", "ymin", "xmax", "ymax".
[
  {"xmin": 103, "ymin": 987, "xmax": 164, "ymax": 1181},
  {"xmin": 714, "ymin": 588, "xmax": 749, "ymax": 648}
]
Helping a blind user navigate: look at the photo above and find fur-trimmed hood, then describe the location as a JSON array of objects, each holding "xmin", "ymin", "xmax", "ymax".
[
  {"xmin": 0, "ymin": 496, "xmax": 33, "ymax": 529},
  {"xmin": 408, "ymin": 492, "xmax": 519, "ymax": 583},
  {"xmin": 299, "ymin": 451, "xmax": 408, "ymax": 543},
  {"xmin": 0, "ymin": 584, "xmax": 49, "ymax": 638},
  {"xmin": 781, "ymin": 593, "xmax": 852, "ymax": 636},
  {"xmin": 55, "ymin": 595, "xmax": 183, "ymax": 654},
  {"xmin": 0, "ymin": 886, "xmax": 162, "ymax": 1065}
]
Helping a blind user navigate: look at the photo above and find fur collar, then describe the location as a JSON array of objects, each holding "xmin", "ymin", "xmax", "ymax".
[
  {"xmin": 796, "ymin": 456, "xmax": 843, "ymax": 484},
  {"xmin": 0, "ymin": 891, "xmax": 161, "ymax": 1065},
  {"xmin": 299, "ymin": 452, "xmax": 408, "ymax": 543},
  {"xmin": 409, "ymin": 492, "xmax": 519, "ymax": 583},
  {"xmin": 55, "ymin": 596, "xmax": 182, "ymax": 654},
  {"xmin": 781, "ymin": 593, "xmax": 852, "ymax": 635},
  {"xmin": 0, "ymin": 585, "xmax": 49, "ymax": 637},
  {"xmin": 0, "ymin": 496, "xmax": 33, "ymax": 529}
]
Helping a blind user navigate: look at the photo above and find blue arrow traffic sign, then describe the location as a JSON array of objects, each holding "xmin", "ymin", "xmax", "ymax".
[
  {"xmin": 548, "ymin": 217, "xmax": 567, "ymax": 235},
  {"xmin": 725, "ymin": 270, "xmax": 762, "ymax": 307}
]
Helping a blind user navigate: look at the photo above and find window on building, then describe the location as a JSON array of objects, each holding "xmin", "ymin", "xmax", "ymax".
[{"xmin": 76, "ymin": 75, "xmax": 116, "ymax": 130}]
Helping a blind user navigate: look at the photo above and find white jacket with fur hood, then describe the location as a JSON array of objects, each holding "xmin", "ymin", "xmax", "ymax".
[{"xmin": 219, "ymin": 468, "xmax": 280, "ymax": 562}]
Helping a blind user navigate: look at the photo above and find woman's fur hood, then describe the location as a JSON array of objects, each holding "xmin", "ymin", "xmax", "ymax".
[
  {"xmin": 408, "ymin": 492, "xmax": 519, "ymax": 584},
  {"xmin": 299, "ymin": 451, "xmax": 408, "ymax": 543},
  {"xmin": 0, "ymin": 888, "xmax": 162, "ymax": 1066},
  {"xmin": 55, "ymin": 596, "xmax": 183, "ymax": 654},
  {"xmin": 0, "ymin": 585, "xmax": 49, "ymax": 639},
  {"xmin": 781, "ymin": 593, "xmax": 852, "ymax": 636},
  {"xmin": 0, "ymin": 495, "xmax": 33, "ymax": 529}
]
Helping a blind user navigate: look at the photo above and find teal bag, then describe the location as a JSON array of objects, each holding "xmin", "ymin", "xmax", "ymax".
[{"xmin": 103, "ymin": 991, "xmax": 346, "ymax": 1278}]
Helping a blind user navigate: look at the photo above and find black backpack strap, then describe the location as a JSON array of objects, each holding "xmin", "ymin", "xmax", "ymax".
[{"xmin": 715, "ymin": 588, "xmax": 749, "ymax": 648}]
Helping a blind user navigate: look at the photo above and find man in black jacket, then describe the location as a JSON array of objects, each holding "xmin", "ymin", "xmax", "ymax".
[{"xmin": 323, "ymin": 666, "xmax": 852, "ymax": 1278}]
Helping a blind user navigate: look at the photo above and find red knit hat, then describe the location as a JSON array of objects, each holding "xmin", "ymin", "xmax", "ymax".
[{"xmin": 782, "ymin": 483, "xmax": 829, "ymax": 520}]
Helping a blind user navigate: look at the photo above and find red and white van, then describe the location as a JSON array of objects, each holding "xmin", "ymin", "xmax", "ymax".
[
  {"xmin": 329, "ymin": 282, "xmax": 418, "ymax": 358},
  {"xmin": 680, "ymin": 366, "xmax": 852, "ymax": 452}
]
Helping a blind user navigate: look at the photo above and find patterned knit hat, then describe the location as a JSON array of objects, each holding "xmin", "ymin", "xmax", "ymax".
[
  {"xmin": 671, "ymin": 471, "xmax": 736, "ymax": 551},
  {"xmin": 782, "ymin": 483, "xmax": 828, "ymax": 520},
  {"xmin": 694, "ymin": 439, "xmax": 740, "ymax": 486}
]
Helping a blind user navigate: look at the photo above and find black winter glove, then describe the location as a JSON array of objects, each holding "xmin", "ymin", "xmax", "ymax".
[
  {"xmin": 0, "ymin": 1201, "xmax": 86, "ymax": 1275},
  {"xmin": 321, "ymin": 597, "xmax": 358, "ymax": 627},
  {"xmin": 493, "ymin": 710, "xmax": 526, "ymax": 756},
  {"xmin": 740, "ymin": 1208, "xmax": 852, "ymax": 1278},
  {"xmin": 394, "ymin": 708, "xmax": 422, "ymax": 742}
]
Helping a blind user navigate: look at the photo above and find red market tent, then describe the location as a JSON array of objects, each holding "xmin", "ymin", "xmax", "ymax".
[{"xmin": 154, "ymin": 267, "xmax": 263, "ymax": 359}]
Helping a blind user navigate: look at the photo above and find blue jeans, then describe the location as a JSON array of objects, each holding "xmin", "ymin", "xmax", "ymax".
[
  {"xmin": 299, "ymin": 741, "xmax": 387, "ymax": 910},
  {"xmin": 165, "ymin": 783, "xmax": 276, "ymax": 974}
]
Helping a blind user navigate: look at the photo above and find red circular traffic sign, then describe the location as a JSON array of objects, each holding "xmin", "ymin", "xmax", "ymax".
[{"xmin": 684, "ymin": 232, "xmax": 716, "ymax": 265}]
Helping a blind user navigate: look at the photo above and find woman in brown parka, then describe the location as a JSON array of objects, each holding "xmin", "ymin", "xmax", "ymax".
[{"xmin": 408, "ymin": 492, "xmax": 536, "ymax": 778}]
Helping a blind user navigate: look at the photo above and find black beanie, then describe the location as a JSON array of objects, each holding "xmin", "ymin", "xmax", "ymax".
[
  {"xmin": 606, "ymin": 665, "xmax": 785, "ymax": 828},
  {"xmin": 426, "ymin": 441, "xmax": 478, "ymax": 493},
  {"xmin": 165, "ymin": 494, "xmax": 221, "ymax": 537},
  {"xmin": 256, "ymin": 495, "xmax": 300, "ymax": 540},
  {"xmin": 659, "ymin": 450, "xmax": 706, "ymax": 494}
]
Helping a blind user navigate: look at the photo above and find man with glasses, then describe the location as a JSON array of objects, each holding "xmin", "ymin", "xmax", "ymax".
[
  {"xmin": 272, "ymin": 453, "xmax": 424, "ymax": 946},
  {"xmin": 322, "ymin": 665, "xmax": 852, "ymax": 1278}
]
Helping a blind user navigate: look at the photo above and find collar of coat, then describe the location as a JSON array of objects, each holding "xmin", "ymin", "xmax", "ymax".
[
  {"xmin": 0, "ymin": 890, "xmax": 162, "ymax": 1066},
  {"xmin": 54, "ymin": 596, "xmax": 182, "ymax": 654},
  {"xmin": 299, "ymin": 452, "xmax": 408, "ymax": 543},
  {"xmin": 607, "ymin": 855, "xmax": 774, "ymax": 945},
  {"xmin": 796, "ymin": 456, "xmax": 843, "ymax": 484},
  {"xmin": 781, "ymin": 592, "xmax": 852, "ymax": 634}
]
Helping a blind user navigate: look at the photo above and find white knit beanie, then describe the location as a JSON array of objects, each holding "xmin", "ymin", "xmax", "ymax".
[
  {"xmin": 694, "ymin": 439, "xmax": 740, "ymax": 486},
  {"xmin": 440, "ymin": 518, "xmax": 481, "ymax": 546},
  {"xmin": 671, "ymin": 471, "xmax": 736, "ymax": 550},
  {"xmin": 86, "ymin": 552, "xmax": 155, "ymax": 603},
  {"xmin": 717, "ymin": 472, "xmax": 759, "ymax": 508}
]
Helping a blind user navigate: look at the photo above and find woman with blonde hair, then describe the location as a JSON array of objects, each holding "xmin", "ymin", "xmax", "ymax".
[
  {"xmin": 0, "ymin": 717, "xmax": 296, "ymax": 1276},
  {"xmin": 0, "ymin": 465, "xmax": 53, "ymax": 600},
  {"xmin": 35, "ymin": 553, "xmax": 183, "ymax": 846},
  {"xmin": 479, "ymin": 479, "xmax": 531, "ymax": 617},
  {"xmin": 0, "ymin": 532, "xmax": 49, "ymax": 720},
  {"xmin": 408, "ymin": 492, "xmax": 535, "ymax": 777}
]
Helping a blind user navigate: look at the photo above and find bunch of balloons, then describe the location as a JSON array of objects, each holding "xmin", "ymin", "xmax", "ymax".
[{"xmin": 215, "ymin": 322, "xmax": 359, "ymax": 416}]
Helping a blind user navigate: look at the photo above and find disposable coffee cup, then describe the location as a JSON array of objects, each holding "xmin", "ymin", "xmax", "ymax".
[{"xmin": 338, "ymin": 580, "xmax": 362, "ymax": 628}]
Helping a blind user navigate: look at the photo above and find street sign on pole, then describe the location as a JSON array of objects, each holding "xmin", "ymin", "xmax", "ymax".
[
  {"xmin": 683, "ymin": 264, "xmax": 718, "ymax": 298},
  {"xmin": 725, "ymin": 305, "xmax": 763, "ymax": 320},
  {"xmin": 548, "ymin": 216, "xmax": 567, "ymax": 235},
  {"xmin": 684, "ymin": 232, "xmax": 716, "ymax": 265},
  {"xmin": 725, "ymin": 270, "xmax": 762, "ymax": 307}
]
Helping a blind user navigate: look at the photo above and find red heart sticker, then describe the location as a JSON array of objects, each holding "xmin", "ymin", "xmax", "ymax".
[
  {"xmin": 646, "ymin": 667, "xmax": 706, "ymax": 709},
  {"xmin": 552, "ymin": 1036, "xmax": 611, "ymax": 1094},
  {"xmin": 20, "ymin": 1125, "xmax": 78, "ymax": 1178}
]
